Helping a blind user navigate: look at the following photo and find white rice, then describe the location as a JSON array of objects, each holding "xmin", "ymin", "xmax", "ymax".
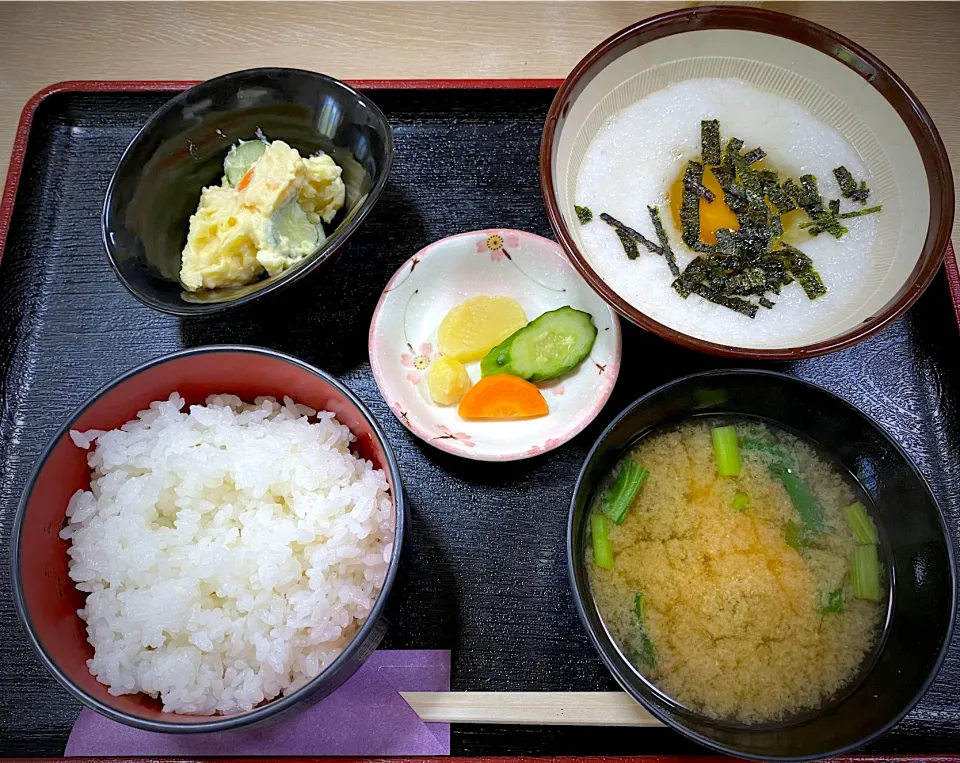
[{"xmin": 61, "ymin": 392, "xmax": 395, "ymax": 715}]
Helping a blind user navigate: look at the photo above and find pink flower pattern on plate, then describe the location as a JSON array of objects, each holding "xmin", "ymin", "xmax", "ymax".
[
  {"xmin": 434, "ymin": 424, "xmax": 475, "ymax": 448},
  {"xmin": 392, "ymin": 402, "xmax": 410, "ymax": 426},
  {"xmin": 475, "ymin": 232, "xmax": 520, "ymax": 262},
  {"xmin": 400, "ymin": 342, "xmax": 438, "ymax": 385},
  {"xmin": 524, "ymin": 437, "xmax": 565, "ymax": 457}
]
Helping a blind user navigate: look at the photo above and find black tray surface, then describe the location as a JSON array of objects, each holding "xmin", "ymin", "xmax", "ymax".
[{"xmin": 0, "ymin": 88, "xmax": 958, "ymax": 757}]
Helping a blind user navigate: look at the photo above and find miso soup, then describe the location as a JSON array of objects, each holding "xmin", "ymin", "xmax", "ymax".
[{"xmin": 586, "ymin": 418, "xmax": 886, "ymax": 724}]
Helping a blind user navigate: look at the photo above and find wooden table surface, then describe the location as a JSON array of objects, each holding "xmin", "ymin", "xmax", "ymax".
[{"xmin": 1, "ymin": 1, "xmax": 959, "ymax": 242}]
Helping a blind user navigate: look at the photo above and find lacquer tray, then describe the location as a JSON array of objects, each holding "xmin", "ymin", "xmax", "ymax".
[{"xmin": 0, "ymin": 81, "xmax": 958, "ymax": 758}]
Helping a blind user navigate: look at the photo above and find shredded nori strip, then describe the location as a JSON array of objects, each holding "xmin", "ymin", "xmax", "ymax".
[
  {"xmin": 838, "ymin": 204, "xmax": 883, "ymax": 220},
  {"xmin": 758, "ymin": 250, "xmax": 792, "ymax": 291},
  {"xmin": 680, "ymin": 161, "xmax": 710, "ymax": 251},
  {"xmin": 796, "ymin": 270, "xmax": 826, "ymax": 301},
  {"xmin": 648, "ymin": 205, "xmax": 680, "ymax": 277},
  {"xmin": 833, "ymin": 165, "xmax": 871, "ymax": 203},
  {"xmin": 701, "ymin": 119, "xmax": 721, "ymax": 166},
  {"xmin": 833, "ymin": 166, "xmax": 857, "ymax": 195},
  {"xmin": 723, "ymin": 266, "xmax": 770, "ymax": 296},
  {"xmin": 782, "ymin": 177, "xmax": 803, "ymax": 205},
  {"xmin": 758, "ymin": 169, "xmax": 779, "ymax": 188},
  {"xmin": 692, "ymin": 285, "xmax": 760, "ymax": 318},
  {"xmin": 742, "ymin": 147, "xmax": 767, "ymax": 166},
  {"xmin": 798, "ymin": 175, "xmax": 826, "ymax": 215},
  {"xmin": 758, "ymin": 168, "xmax": 796, "ymax": 213},
  {"xmin": 640, "ymin": 121, "xmax": 882, "ymax": 318},
  {"xmin": 805, "ymin": 218, "xmax": 849, "ymax": 239},
  {"xmin": 671, "ymin": 257, "xmax": 761, "ymax": 318},
  {"xmin": 786, "ymin": 175, "xmax": 847, "ymax": 239},
  {"xmin": 711, "ymin": 137, "xmax": 744, "ymax": 194},
  {"xmin": 770, "ymin": 215, "xmax": 784, "ymax": 240},
  {"xmin": 730, "ymin": 151, "xmax": 768, "ymax": 219},
  {"xmin": 710, "ymin": 162, "xmax": 735, "ymax": 192},
  {"xmin": 672, "ymin": 256, "xmax": 719, "ymax": 298},
  {"xmin": 616, "ymin": 229, "xmax": 639, "ymax": 259},
  {"xmin": 575, "ymin": 205, "xmax": 593, "ymax": 224},
  {"xmin": 714, "ymin": 225, "xmax": 772, "ymax": 257},
  {"xmin": 779, "ymin": 244, "xmax": 827, "ymax": 299},
  {"xmin": 600, "ymin": 213, "xmax": 663, "ymax": 254},
  {"xmin": 684, "ymin": 177, "xmax": 716, "ymax": 203}
]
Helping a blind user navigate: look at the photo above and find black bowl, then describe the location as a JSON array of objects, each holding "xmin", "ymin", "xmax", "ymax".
[
  {"xmin": 102, "ymin": 68, "xmax": 394, "ymax": 316},
  {"xmin": 568, "ymin": 369, "xmax": 956, "ymax": 761}
]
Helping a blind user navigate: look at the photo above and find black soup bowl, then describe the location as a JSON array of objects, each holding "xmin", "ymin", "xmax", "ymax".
[
  {"xmin": 103, "ymin": 68, "xmax": 394, "ymax": 315},
  {"xmin": 568, "ymin": 370, "xmax": 955, "ymax": 761}
]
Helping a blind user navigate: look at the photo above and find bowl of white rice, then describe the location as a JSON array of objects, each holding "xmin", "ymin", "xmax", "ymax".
[
  {"xmin": 541, "ymin": 7, "xmax": 953, "ymax": 360},
  {"xmin": 11, "ymin": 345, "xmax": 403, "ymax": 732}
]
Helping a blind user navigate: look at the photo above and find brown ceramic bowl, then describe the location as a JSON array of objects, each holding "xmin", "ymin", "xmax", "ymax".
[
  {"xmin": 540, "ymin": 7, "xmax": 954, "ymax": 360},
  {"xmin": 11, "ymin": 346, "xmax": 404, "ymax": 732}
]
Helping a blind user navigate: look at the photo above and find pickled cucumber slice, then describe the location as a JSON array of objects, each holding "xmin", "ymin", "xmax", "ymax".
[
  {"xmin": 480, "ymin": 306, "xmax": 597, "ymax": 382},
  {"xmin": 224, "ymin": 139, "xmax": 267, "ymax": 187}
]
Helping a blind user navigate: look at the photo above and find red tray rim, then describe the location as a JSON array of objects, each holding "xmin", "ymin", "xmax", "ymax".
[
  {"xmin": 0, "ymin": 79, "xmax": 957, "ymax": 763},
  {"xmin": 0, "ymin": 77, "xmax": 956, "ymax": 335},
  {"xmin": 5, "ymin": 756, "xmax": 960, "ymax": 762}
]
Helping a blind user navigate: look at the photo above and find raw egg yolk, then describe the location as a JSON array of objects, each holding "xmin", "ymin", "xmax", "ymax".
[{"xmin": 669, "ymin": 168, "xmax": 740, "ymax": 246}]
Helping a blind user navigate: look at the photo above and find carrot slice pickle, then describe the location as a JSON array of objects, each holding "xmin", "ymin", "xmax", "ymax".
[{"xmin": 457, "ymin": 375, "xmax": 549, "ymax": 420}]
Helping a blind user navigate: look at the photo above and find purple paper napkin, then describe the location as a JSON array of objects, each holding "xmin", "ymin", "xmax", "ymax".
[{"xmin": 64, "ymin": 650, "xmax": 450, "ymax": 756}]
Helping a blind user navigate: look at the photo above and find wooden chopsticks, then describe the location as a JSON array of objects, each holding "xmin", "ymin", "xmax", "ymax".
[{"xmin": 400, "ymin": 692, "xmax": 662, "ymax": 726}]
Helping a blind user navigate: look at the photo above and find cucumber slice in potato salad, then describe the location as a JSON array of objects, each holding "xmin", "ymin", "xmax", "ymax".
[
  {"xmin": 266, "ymin": 199, "xmax": 324, "ymax": 259},
  {"xmin": 224, "ymin": 139, "xmax": 268, "ymax": 187}
]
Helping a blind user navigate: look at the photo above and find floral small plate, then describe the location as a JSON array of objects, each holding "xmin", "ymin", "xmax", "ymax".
[{"xmin": 369, "ymin": 229, "xmax": 621, "ymax": 461}]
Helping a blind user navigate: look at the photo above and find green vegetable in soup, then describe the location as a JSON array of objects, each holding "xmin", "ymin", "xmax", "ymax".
[
  {"xmin": 591, "ymin": 513, "xmax": 614, "ymax": 571},
  {"xmin": 770, "ymin": 463, "xmax": 826, "ymax": 531},
  {"xmin": 732, "ymin": 491, "xmax": 750, "ymax": 512},
  {"xmin": 851, "ymin": 544, "xmax": 882, "ymax": 602},
  {"xmin": 711, "ymin": 425, "xmax": 742, "ymax": 477},
  {"xmin": 785, "ymin": 519, "xmax": 824, "ymax": 552},
  {"xmin": 844, "ymin": 502, "xmax": 879, "ymax": 545},
  {"xmin": 601, "ymin": 460, "xmax": 649, "ymax": 525},
  {"xmin": 632, "ymin": 592, "xmax": 657, "ymax": 669},
  {"xmin": 819, "ymin": 587, "xmax": 845, "ymax": 615},
  {"xmin": 741, "ymin": 434, "xmax": 791, "ymax": 465},
  {"xmin": 575, "ymin": 205, "xmax": 593, "ymax": 225},
  {"xmin": 634, "ymin": 591, "xmax": 646, "ymax": 620}
]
